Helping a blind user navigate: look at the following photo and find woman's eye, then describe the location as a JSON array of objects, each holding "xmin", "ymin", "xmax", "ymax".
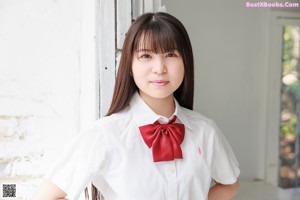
[
  {"xmin": 138, "ymin": 54, "xmax": 152, "ymax": 59},
  {"xmin": 166, "ymin": 52, "xmax": 178, "ymax": 57}
]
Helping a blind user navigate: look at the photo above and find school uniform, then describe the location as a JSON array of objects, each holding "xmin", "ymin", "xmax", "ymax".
[{"xmin": 45, "ymin": 92, "xmax": 240, "ymax": 200}]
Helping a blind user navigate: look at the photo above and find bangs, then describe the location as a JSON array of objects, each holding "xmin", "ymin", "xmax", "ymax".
[{"xmin": 133, "ymin": 21, "xmax": 181, "ymax": 53}]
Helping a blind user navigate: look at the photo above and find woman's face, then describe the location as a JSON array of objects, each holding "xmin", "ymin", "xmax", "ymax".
[{"xmin": 131, "ymin": 40, "xmax": 185, "ymax": 102}]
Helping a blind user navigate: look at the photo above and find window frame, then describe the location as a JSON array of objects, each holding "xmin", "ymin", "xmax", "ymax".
[{"xmin": 266, "ymin": 10, "xmax": 300, "ymax": 186}]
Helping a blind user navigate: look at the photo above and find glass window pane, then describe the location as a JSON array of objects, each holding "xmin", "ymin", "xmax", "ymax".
[{"xmin": 279, "ymin": 25, "xmax": 300, "ymax": 188}]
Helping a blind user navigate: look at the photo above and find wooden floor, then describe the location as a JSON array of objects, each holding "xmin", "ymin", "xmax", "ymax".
[{"xmin": 235, "ymin": 179, "xmax": 300, "ymax": 200}]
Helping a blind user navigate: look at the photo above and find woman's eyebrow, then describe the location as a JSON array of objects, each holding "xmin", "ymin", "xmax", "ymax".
[
  {"xmin": 136, "ymin": 48, "xmax": 178, "ymax": 52},
  {"xmin": 136, "ymin": 49, "xmax": 153, "ymax": 52}
]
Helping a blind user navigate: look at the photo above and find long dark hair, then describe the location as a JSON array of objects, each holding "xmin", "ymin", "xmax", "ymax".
[{"xmin": 91, "ymin": 12, "xmax": 194, "ymax": 200}]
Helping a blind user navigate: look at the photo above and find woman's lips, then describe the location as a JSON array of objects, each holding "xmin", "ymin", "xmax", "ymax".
[{"xmin": 151, "ymin": 80, "xmax": 169, "ymax": 86}]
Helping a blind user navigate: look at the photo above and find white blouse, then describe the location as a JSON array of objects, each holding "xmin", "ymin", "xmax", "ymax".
[{"xmin": 45, "ymin": 92, "xmax": 240, "ymax": 200}]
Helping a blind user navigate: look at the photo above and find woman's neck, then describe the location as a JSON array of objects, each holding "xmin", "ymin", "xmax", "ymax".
[{"xmin": 139, "ymin": 92, "xmax": 175, "ymax": 118}]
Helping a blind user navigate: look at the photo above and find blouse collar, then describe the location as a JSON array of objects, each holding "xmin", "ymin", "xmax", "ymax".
[{"xmin": 129, "ymin": 92, "xmax": 190, "ymax": 128}]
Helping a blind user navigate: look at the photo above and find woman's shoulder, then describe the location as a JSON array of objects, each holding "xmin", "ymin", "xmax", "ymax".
[
  {"xmin": 77, "ymin": 107, "xmax": 133, "ymax": 143},
  {"xmin": 179, "ymin": 106, "xmax": 216, "ymax": 129},
  {"xmin": 91, "ymin": 107, "xmax": 133, "ymax": 131}
]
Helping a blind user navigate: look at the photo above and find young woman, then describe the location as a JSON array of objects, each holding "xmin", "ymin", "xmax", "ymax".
[{"xmin": 32, "ymin": 12, "xmax": 239, "ymax": 200}]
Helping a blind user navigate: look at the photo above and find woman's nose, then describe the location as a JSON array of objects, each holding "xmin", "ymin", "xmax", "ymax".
[{"xmin": 152, "ymin": 57, "xmax": 167, "ymax": 74}]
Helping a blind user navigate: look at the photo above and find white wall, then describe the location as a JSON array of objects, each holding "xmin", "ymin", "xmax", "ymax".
[
  {"xmin": 0, "ymin": 0, "xmax": 84, "ymax": 198},
  {"xmin": 162, "ymin": 0, "xmax": 271, "ymax": 180}
]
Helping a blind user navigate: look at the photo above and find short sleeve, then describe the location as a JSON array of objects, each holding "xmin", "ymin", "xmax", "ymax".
[
  {"xmin": 44, "ymin": 125, "xmax": 107, "ymax": 200},
  {"xmin": 210, "ymin": 121, "xmax": 240, "ymax": 184}
]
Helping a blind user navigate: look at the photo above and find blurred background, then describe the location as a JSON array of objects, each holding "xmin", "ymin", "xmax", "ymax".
[{"xmin": 0, "ymin": 0, "xmax": 300, "ymax": 199}]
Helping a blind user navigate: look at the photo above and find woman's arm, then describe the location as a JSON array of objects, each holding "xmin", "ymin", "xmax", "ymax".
[
  {"xmin": 31, "ymin": 179, "xmax": 67, "ymax": 200},
  {"xmin": 208, "ymin": 180, "xmax": 239, "ymax": 200}
]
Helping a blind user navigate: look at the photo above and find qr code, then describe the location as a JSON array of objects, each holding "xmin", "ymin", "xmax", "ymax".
[{"xmin": 2, "ymin": 184, "xmax": 16, "ymax": 198}]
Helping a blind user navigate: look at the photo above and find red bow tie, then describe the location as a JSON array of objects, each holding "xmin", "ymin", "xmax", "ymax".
[{"xmin": 139, "ymin": 116, "xmax": 185, "ymax": 162}]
